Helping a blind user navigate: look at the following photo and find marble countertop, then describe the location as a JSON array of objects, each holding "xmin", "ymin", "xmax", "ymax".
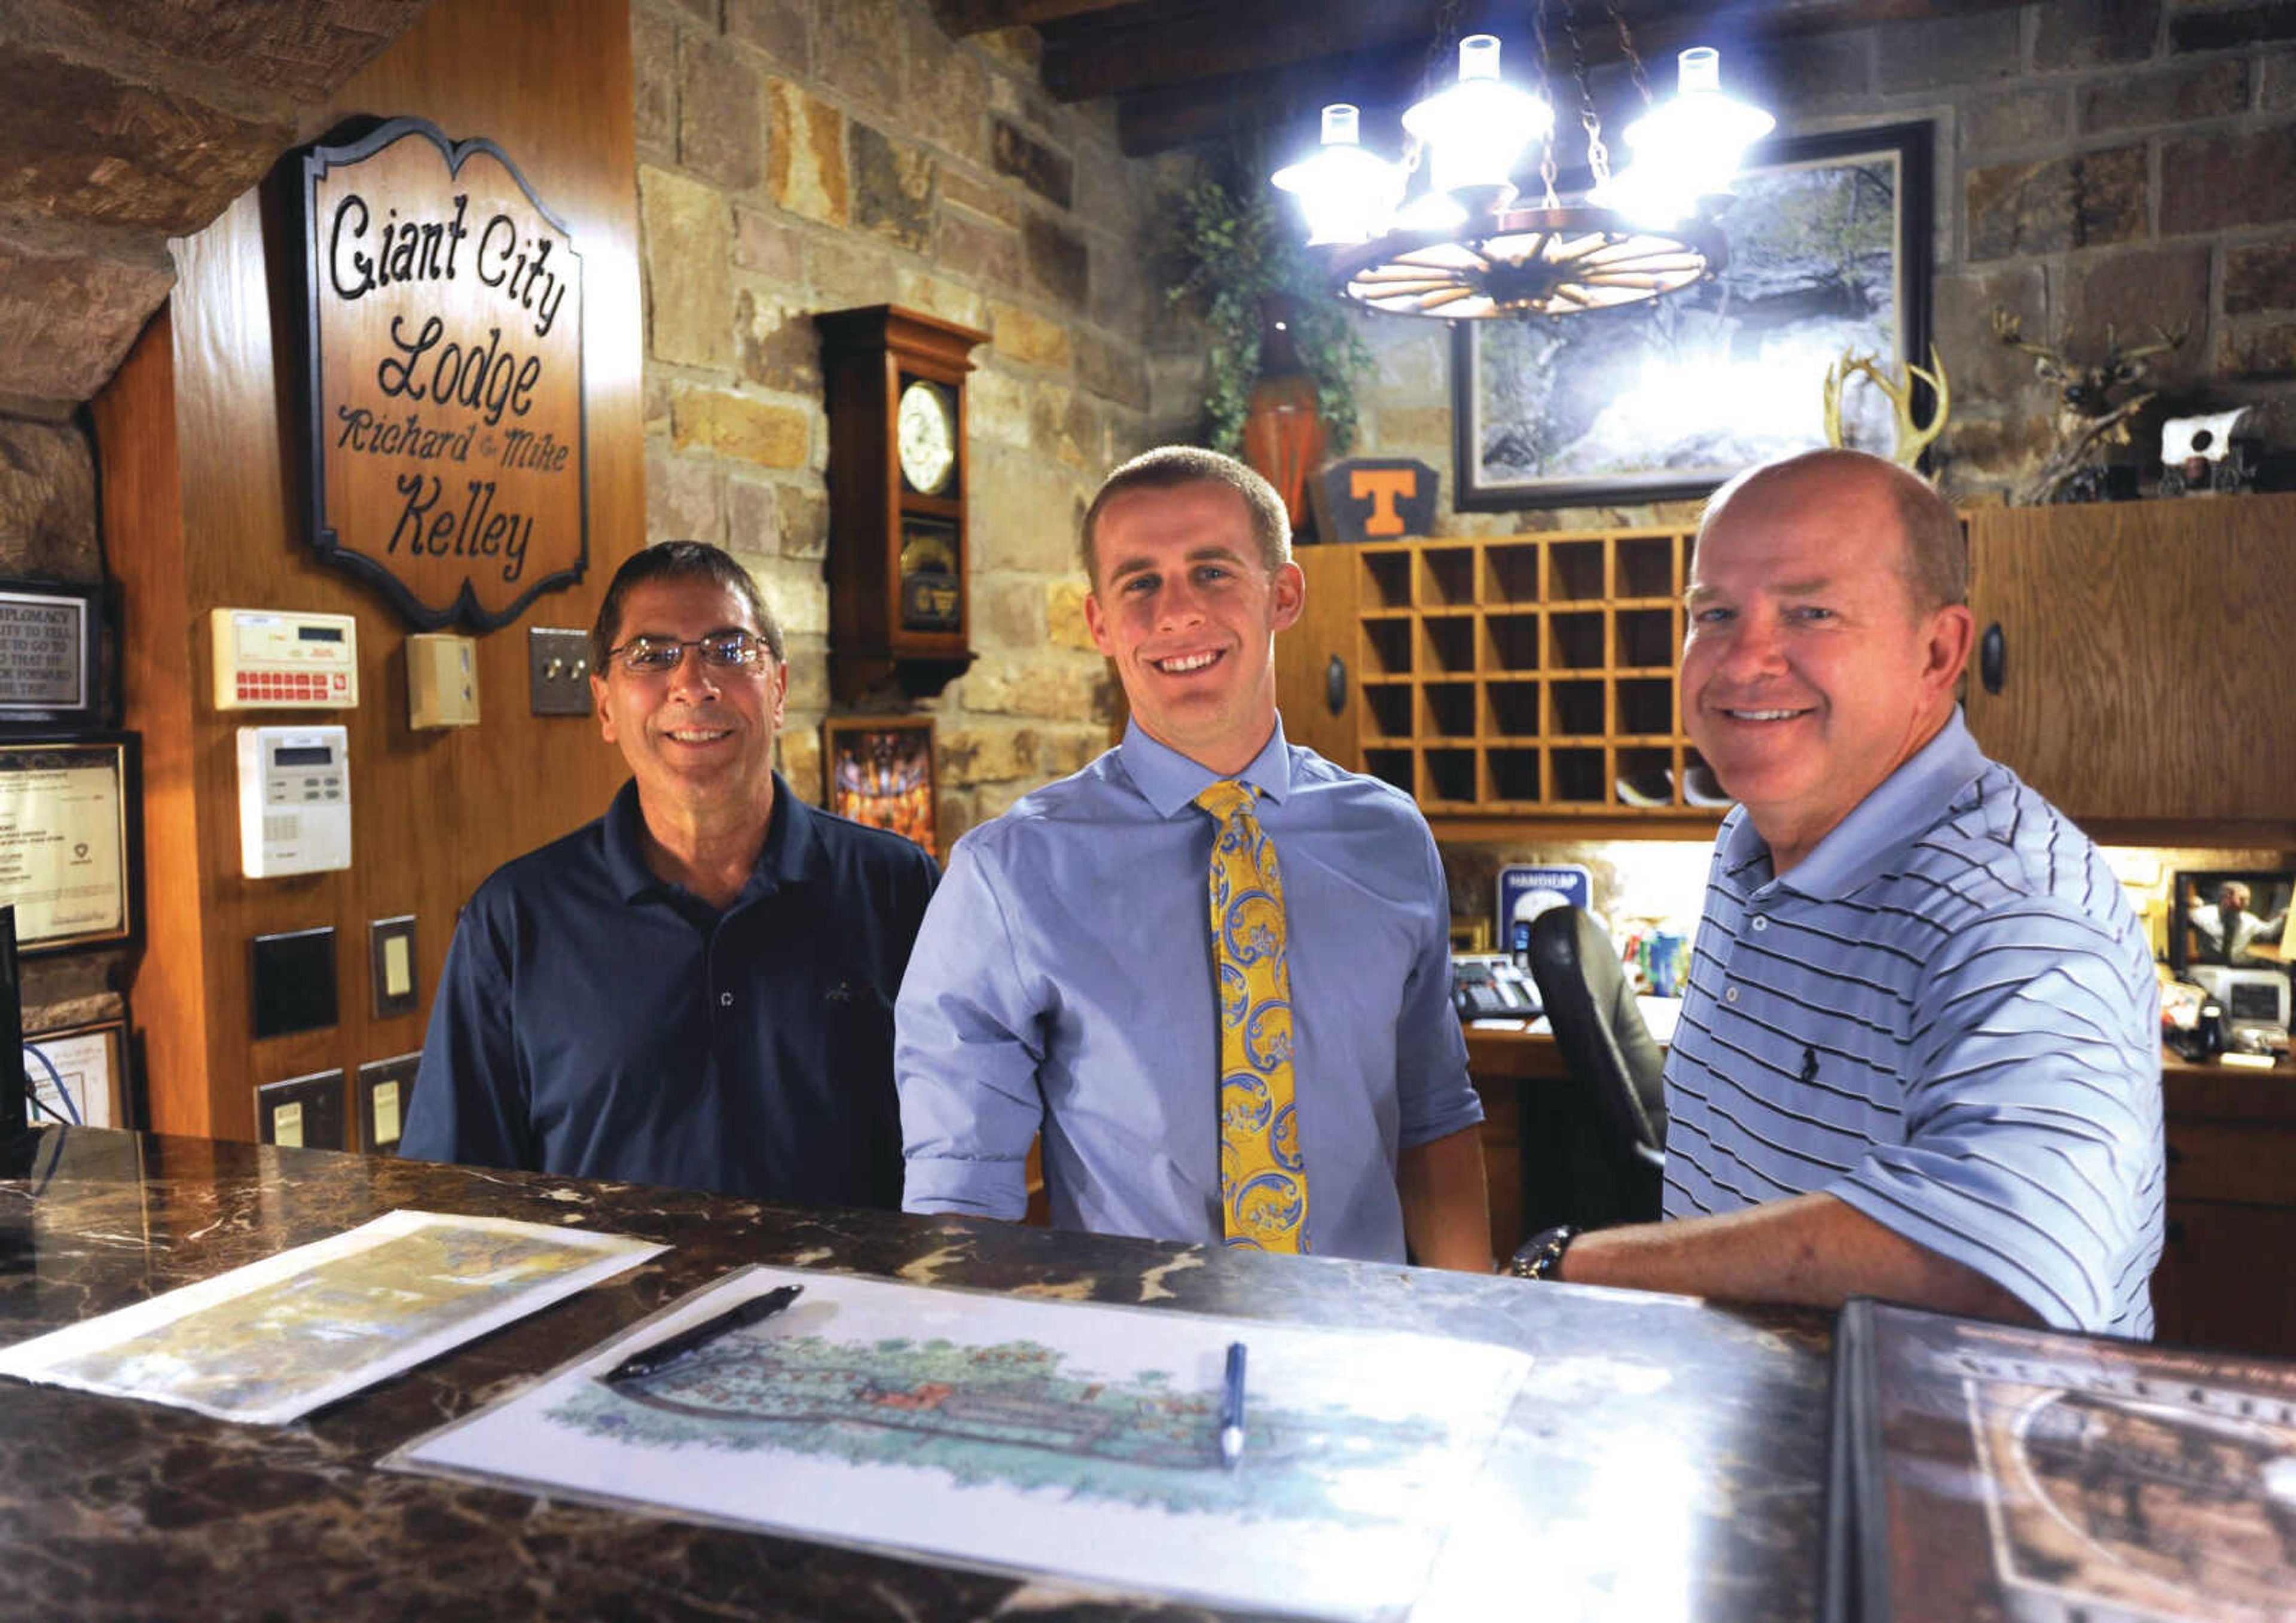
[{"xmin": 0, "ymin": 1129, "xmax": 1833, "ymax": 1621}]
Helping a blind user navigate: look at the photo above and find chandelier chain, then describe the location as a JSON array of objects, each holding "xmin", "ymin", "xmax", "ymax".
[
  {"xmin": 1533, "ymin": 0, "xmax": 1561, "ymax": 209},
  {"xmin": 1604, "ymin": 0, "xmax": 1655, "ymax": 109},
  {"xmin": 1403, "ymin": 0, "xmax": 1467, "ymax": 179},
  {"xmin": 1560, "ymin": 0, "xmax": 1612, "ymax": 187}
]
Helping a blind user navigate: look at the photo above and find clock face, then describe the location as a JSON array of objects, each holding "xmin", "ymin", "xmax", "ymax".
[{"xmin": 896, "ymin": 379, "xmax": 957, "ymax": 496}]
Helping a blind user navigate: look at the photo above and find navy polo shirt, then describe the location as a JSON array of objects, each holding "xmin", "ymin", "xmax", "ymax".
[{"xmin": 400, "ymin": 774, "xmax": 939, "ymax": 1208}]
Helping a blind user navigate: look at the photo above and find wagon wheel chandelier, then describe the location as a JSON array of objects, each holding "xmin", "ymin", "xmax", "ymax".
[{"xmin": 1272, "ymin": 0, "xmax": 1774, "ymax": 320}]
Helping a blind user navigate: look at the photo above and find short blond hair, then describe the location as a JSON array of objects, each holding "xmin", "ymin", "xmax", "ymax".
[{"xmin": 1080, "ymin": 446, "xmax": 1290, "ymax": 585}]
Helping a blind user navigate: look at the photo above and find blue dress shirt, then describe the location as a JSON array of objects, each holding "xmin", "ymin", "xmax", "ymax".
[
  {"xmin": 401, "ymin": 775, "xmax": 939, "ymax": 1207},
  {"xmin": 896, "ymin": 718, "xmax": 1483, "ymax": 1262}
]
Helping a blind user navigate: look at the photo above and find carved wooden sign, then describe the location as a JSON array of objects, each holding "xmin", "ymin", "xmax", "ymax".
[
  {"xmin": 1311, "ymin": 458, "xmax": 1439, "ymax": 543},
  {"xmin": 303, "ymin": 118, "xmax": 585, "ymax": 630}
]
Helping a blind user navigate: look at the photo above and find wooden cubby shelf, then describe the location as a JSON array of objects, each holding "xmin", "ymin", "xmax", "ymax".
[{"xmin": 1278, "ymin": 525, "xmax": 1732, "ymax": 823}]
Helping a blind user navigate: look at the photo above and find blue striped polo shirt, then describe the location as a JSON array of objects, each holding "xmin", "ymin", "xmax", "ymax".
[{"xmin": 1661, "ymin": 710, "xmax": 2165, "ymax": 1337}]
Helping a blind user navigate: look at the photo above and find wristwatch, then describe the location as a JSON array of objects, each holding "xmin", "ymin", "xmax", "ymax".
[{"xmin": 1504, "ymin": 1224, "xmax": 1581, "ymax": 1282}]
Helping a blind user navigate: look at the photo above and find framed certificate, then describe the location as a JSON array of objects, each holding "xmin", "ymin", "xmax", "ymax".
[
  {"xmin": 0, "ymin": 734, "xmax": 142, "ymax": 955},
  {"xmin": 0, "ymin": 581, "xmax": 103, "ymax": 733},
  {"xmin": 23, "ymin": 1017, "xmax": 130, "ymax": 1130}
]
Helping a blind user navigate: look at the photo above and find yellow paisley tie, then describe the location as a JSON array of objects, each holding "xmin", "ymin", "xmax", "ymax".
[{"xmin": 1195, "ymin": 780, "xmax": 1308, "ymax": 1253}]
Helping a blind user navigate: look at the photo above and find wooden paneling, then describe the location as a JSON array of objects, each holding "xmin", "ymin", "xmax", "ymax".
[
  {"xmin": 1964, "ymin": 494, "xmax": 2296, "ymax": 828},
  {"xmin": 98, "ymin": 0, "xmax": 642, "ymax": 1139},
  {"xmin": 90, "ymin": 313, "xmax": 214, "ymax": 1134},
  {"xmin": 1272, "ymin": 544, "xmax": 1359, "ymax": 767},
  {"xmin": 2153, "ymin": 1203, "xmax": 2296, "ymax": 1356}
]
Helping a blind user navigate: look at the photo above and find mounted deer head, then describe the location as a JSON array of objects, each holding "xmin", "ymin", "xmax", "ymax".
[
  {"xmin": 1822, "ymin": 344, "xmax": 1949, "ymax": 469},
  {"xmin": 1991, "ymin": 310, "xmax": 2185, "ymax": 418}
]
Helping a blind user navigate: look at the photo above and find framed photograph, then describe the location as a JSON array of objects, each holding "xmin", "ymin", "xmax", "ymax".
[
  {"xmin": 0, "ymin": 580, "xmax": 103, "ymax": 733},
  {"xmin": 1448, "ymin": 918, "xmax": 1494, "ymax": 955},
  {"xmin": 1454, "ymin": 122, "xmax": 1934, "ymax": 510},
  {"xmin": 23, "ymin": 1017, "xmax": 130, "ymax": 1130},
  {"xmin": 2169, "ymin": 868, "xmax": 2292, "ymax": 974},
  {"xmin": 0, "ymin": 733, "xmax": 142, "ymax": 956},
  {"xmin": 821, "ymin": 715, "xmax": 939, "ymax": 861}
]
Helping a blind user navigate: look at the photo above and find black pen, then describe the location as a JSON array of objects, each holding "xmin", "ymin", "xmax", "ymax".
[
  {"xmin": 1219, "ymin": 1341, "xmax": 1247, "ymax": 1469},
  {"xmin": 600, "ymin": 1283, "xmax": 804, "ymax": 1385}
]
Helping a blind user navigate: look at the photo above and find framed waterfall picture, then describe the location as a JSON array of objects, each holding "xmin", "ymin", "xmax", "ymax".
[{"xmin": 1454, "ymin": 122, "xmax": 1934, "ymax": 510}]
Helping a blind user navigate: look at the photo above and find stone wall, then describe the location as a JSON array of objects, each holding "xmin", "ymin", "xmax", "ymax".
[
  {"xmin": 1346, "ymin": 0, "xmax": 2296, "ymax": 529},
  {"xmin": 630, "ymin": 0, "xmax": 1187, "ymax": 843}
]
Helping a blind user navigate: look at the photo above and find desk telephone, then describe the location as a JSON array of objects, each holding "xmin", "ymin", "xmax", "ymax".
[{"xmin": 1451, "ymin": 953, "xmax": 1540, "ymax": 1020}]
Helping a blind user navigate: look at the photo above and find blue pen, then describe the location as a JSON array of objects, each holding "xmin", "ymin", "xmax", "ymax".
[{"xmin": 1219, "ymin": 1341, "xmax": 1247, "ymax": 1469}]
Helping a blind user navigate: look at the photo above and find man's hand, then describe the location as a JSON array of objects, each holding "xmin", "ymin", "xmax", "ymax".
[
  {"xmin": 1552, "ymin": 1191, "xmax": 2041, "ymax": 1323},
  {"xmin": 1398, "ymin": 1125, "xmax": 1494, "ymax": 1273}
]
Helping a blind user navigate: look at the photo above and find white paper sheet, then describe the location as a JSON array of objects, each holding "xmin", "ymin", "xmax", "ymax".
[
  {"xmin": 389, "ymin": 1265, "xmax": 1530, "ymax": 1621},
  {"xmin": 0, "ymin": 1209, "xmax": 663, "ymax": 1423}
]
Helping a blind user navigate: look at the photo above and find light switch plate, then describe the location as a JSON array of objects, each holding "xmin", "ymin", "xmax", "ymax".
[
  {"xmin": 257, "ymin": 1069, "xmax": 347, "ymax": 1151},
  {"xmin": 527, "ymin": 626, "xmax": 593, "ymax": 716},
  {"xmin": 370, "ymin": 914, "xmax": 417, "ymax": 1020},
  {"xmin": 251, "ymin": 927, "xmax": 338, "ymax": 1039},
  {"xmin": 356, "ymin": 1052, "xmax": 420, "ymax": 1154}
]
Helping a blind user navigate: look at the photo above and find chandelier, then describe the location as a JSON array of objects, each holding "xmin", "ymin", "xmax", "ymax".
[{"xmin": 1272, "ymin": 1, "xmax": 1774, "ymax": 320}]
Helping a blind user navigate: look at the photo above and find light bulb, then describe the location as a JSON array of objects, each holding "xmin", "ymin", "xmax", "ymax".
[
  {"xmin": 1399, "ymin": 35, "xmax": 1550, "ymax": 212},
  {"xmin": 1272, "ymin": 104, "xmax": 1406, "ymax": 246},
  {"xmin": 1622, "ymin": 47, "xmax": 1776, "ymax": 197}
]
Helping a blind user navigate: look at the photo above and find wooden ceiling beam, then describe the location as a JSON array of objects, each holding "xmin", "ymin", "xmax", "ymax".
[
  {"xmin": 1043, "ymin": 0, "xmax": 1438, "ymax": 104},
  {"xmin": 1110, "ymin": 0, "xmax": 2027, "ymax": 154},
  {"xmin": 935, "ymin": 0, "xmax": 1143, "ymax": 33},
  {"xmin": 1055, "ymin": 0, "xmax": 2025, "ymax": 109}
]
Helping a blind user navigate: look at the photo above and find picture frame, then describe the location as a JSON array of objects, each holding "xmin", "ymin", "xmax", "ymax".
[
  {"xmin": 820, "ymin": 715, "xmax": 939, "ymax": 861},
  {"xmin": 1454, "ymin": 122, "xmax": 1934, "ymax": 511},
  {"xmin": 23, "ymin": 1016, "xmax": 130, "ymax": 1130},
  {"xmin": 0, "ymin": 579, "xmax": 104, "ymax": 734},
  {"xmin": 2168, "ymin": 868, "xmax": 2292, "ymax": 975},
  {"xmin": 0, "ymin": 733, "xmax": 142, "ymax": 956},
  {"xmin": 1448, "ymin": 918, "xmax": 1494, "ymax": 956}
]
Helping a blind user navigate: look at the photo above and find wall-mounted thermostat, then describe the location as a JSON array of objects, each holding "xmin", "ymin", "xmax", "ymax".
[
  {"xmin": 407, "ymin": 633, "xmax": 480, "ymax": 728},
  {"xmin": 212, "ymin": 608, "xmax": 359, "ymax": 710},
  {"xmin": 237, "ymin": 724, "xmax": 352, "ymax": 878}
]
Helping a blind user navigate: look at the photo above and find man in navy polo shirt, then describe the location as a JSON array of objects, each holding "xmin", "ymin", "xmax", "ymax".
[
  {"xmin": 400, "ymin": 541, "xmax": 939, "ymax": 1207},
  {"xmin": 1513, "ymin": 450, "xmax": 2163, "ymax": 1337}
]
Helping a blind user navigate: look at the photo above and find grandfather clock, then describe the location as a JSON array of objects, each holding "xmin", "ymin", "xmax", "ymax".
[{"xmin": 816, "ymin": 304, "xmax": 988, "ymax": 700}]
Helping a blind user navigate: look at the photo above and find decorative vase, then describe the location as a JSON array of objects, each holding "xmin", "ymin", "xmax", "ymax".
[{"xmin": 1237, "ymin": 298, "xmax": 1328, "ymax": 534}]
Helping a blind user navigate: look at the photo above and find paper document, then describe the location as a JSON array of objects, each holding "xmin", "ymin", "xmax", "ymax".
[
  {"xmin": 0, "ymin": 1209, "xmax": 662, "ymax": 1423},
  {"xmin": 390, "ymin": 1265, "xmax": 1531, "ymax": 1621}
]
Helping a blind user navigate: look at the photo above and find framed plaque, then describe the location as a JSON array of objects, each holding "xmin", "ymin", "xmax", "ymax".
[
  {"xmin": 23, "ymin": 1017, "xmax": 130, "ymax": 1130},
  {"xmin": 0, "ymin": 581, "xmax": 102, "ymax": 734},
  {"xmin": 0, "ymin": 734, "xmax": 142, "ymax": 956}
]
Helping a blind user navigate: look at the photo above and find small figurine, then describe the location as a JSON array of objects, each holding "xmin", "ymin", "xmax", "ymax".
[
  {"xmin": 1822, "ymin": 346, "xmax": 1949, "ymax": 469},
  {"xmin": 1992, "ymin": 311, "xmax": 2185, "ymax": 505},
  {"xmin": 2158, "ymin": 407, "xmax": 2258, "ymax": 496}
]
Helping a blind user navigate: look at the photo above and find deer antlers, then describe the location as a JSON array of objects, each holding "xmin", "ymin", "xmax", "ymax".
[
  {"xmin": 1992, "ymin": 310, "xmax": 2186, "ymax": 404},
  {"xmin": 1990, "ymin": 309, "xmax": 2187, "ymax": 502},
  {"xmin": 1823, "ymin": 344, "xmax": 1949, "ymax": 469}
]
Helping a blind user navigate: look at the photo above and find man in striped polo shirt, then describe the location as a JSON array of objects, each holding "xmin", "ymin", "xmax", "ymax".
[{"xmin": 1517, "ymin": 449, "xmax": 2163, "ymax": 1337}]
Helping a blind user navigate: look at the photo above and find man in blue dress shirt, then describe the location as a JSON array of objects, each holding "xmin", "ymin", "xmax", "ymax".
[
  {"xmin": 896, "ymin": 447, "xmax": 1492, "ymax": 1268},
  {"xmin": 401, "ymin": 541, "xmax": 939, "ymax": 1206},
  {"xmin": 1513, "ymin": 450, "xmax": 2162, "ymax": 1336}
]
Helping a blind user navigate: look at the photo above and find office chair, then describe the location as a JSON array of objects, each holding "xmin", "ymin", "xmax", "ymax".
[{"xmin": 1522, "ymin": 905, "xmax": 1666, "ymax": 1228}]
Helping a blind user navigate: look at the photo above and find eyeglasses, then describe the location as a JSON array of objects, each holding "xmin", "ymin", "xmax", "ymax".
[{"xmin": 606, "ymin": 631, "xmax": 771, "ymax": 675}]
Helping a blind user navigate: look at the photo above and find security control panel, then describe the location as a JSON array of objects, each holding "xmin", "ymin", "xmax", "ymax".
[
  {"xmin": 237, "ymin": 725, "xmax": 352, "ymax": 878},
  {"xmin": 212, "ymin": 608, "xmax": 359, "ymax": 709}
]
